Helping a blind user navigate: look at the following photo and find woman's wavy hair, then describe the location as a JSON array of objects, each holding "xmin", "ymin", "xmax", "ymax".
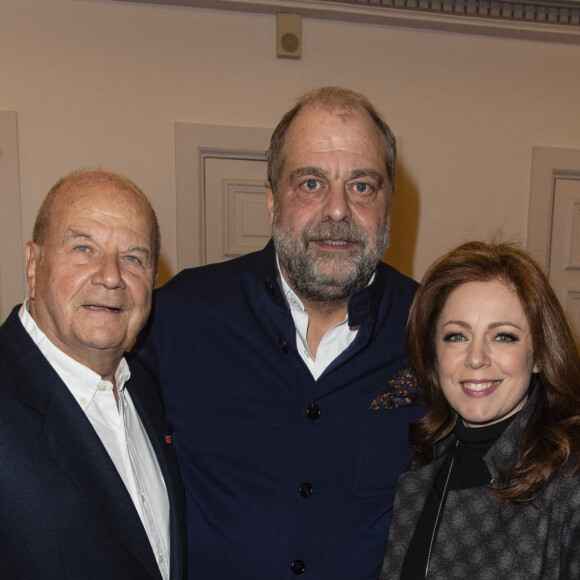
[{"xmin": 407, "ymin": 240, "xmax": 580, "ymax": 502}]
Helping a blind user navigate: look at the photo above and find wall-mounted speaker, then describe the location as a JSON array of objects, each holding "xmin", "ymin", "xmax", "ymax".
[{"xmin": 277, "ymin": 14, "xmax": 302, "ymax": 59}]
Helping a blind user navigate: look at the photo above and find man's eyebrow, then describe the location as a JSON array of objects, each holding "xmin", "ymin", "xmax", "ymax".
[
  {"xmin": 288, "ymin": 167, "xmax": 328, "ymax": 182},
  {"xmin": 63, "ymin": 229, "xmax": 93, "ymax": 243},
  {"xmin": 288, "ymin": 167, "xmax": 385, "ymax": 188},
  {"xmin": 347, "ymin": 169, "xmax": 384, "ymax": 187}
]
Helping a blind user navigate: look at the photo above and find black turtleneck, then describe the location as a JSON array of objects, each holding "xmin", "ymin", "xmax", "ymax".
[{"xmin": 400, "ymin": 414, "xmax": 516, "ymax": 579}]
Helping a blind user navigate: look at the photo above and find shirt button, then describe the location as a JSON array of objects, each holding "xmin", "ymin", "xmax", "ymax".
[
  {"xmin": 158, "ymin": 554, "xmax": 164, "ymax": 564},
  {"xmin": 299, "ymin": 483, "xmax": 313, "ymax": 498},
  {"xmin": 306, "ymin": 403, "xmax": 321, "ymax": 420},
  {"xmin": 98, "ymin": 383, "xmax": 106, "ymax": 391},
  {"xmin": 291, "ymin": 560, "xmax": 306, "ymax": 575},
  {"xmin": 140, "ymin": 494, "xmax": 146, "ymax": 503}
]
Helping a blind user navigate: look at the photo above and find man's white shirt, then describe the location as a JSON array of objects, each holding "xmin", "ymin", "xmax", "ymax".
[
  {"xmin": 276, "ymin": 258, "xmax": 367, "ymax": 380},
  {"xmin": 19, "ymin": 302, "xmax": 170, "ymax": 579}
]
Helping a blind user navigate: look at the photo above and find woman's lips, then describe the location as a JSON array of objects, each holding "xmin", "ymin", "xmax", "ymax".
[{"xmin": 460, "ymin": 380, "xmax": 501, "ymax": 397}]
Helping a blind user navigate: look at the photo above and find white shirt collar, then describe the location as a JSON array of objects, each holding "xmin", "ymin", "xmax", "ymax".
[
  {"xmin": 274, "ymin": 255, "xmax": 362, "ymax": 379},
  {"xmin": 19, "ymin": 301, "xmax": 130, "ymax": 410}
]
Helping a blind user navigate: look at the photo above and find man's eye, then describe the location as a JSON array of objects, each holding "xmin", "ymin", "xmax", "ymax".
[
  {"xmin": 75, "ymin": 245, "xmax": 90, "ymax": 253},
  {"xmin": 353, "ymin": 182, "xmax": 372, "ymax": 194},
  {"xmin": 304, "ymin": 179, "xmax": 320, "ymax": 191}
]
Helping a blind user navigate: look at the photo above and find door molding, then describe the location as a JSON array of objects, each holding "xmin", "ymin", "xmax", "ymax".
[
  {"xmin": 0, "ymin": 111, "xmax": 24, "ymax": 322},
  {"xmin": 527, "ymin": 146, "xmax": 580, "ymax": 273},
  {"xmin": 175, "ymin": 123, "xmax": 272, "ymax": 272}
]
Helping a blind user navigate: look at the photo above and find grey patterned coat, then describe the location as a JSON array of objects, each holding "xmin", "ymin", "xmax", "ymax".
[{"xmin": 381, "ymin": 396, "xmax": 580, "ymax": 579}]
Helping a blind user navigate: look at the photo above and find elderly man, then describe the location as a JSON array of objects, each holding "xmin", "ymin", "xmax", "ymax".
[
  {"xmin": 0, "ymin": 170, "xmax": 185, "ymax": 579},
  {"xmin": 137, "ymin": 87, "xmax": 426, "ymax": 579}
]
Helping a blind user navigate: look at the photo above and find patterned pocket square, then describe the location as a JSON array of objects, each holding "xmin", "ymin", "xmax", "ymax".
[{"xmin": 370, "ymin": 365, "xmax": 426, "ymax": 410}]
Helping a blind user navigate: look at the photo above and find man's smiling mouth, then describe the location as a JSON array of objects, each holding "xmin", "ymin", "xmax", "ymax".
[{"xmin": 84, "ymin": 304, "xmax": 122, "ymax": 313}]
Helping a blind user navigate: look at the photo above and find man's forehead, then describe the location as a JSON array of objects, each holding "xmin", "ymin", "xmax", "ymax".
[
  {"xmin": 284, "ymin": 107, "xmax": 385, "ymax": 163},
  {"xmin": 51, "ymin": 186, "xmax": 151, "ymax": 238},
  {"xmin": 55, "ymin": 181, "xmax": 145, "ymax": 215},
  {"xmin": 293, "ymin": 103, "xmax": 370, "ymax": 127},
  {"xmin": 288, "ymin": 104, "xmax": 381, "ymax": 145}
]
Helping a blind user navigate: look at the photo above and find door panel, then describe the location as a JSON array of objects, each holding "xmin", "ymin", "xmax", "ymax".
[
  {"xmin": 175, "ymin": 123, "xmax": 272, "ymax": 273},
  {"xmin": 204, "ymin": 157, "xmax": 269, "ymax": 264}
]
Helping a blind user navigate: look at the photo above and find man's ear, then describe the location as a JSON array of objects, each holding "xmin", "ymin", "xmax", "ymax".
[
  {"xmin": 265, "ymin": 181, "xmax": 275, "ymax": 230},
  {"xmin": 25, "ymin": 242, "xmax": 41, "ymax": 299}
]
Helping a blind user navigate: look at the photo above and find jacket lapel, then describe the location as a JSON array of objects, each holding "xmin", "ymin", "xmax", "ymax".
[
  {"xmin": 5, "ymin": 309, "xmax": 161, "ymax": 578},
  {"xmin": 127, "ymin": 360, "xmax": 186, "ymax": 579}
]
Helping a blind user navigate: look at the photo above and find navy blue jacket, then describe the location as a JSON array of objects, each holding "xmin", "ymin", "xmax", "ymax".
[
  {"xmin": 137, "ymin": 241, "xmax": 426, "ymax": 579},
  {"xmin": 0, "ymin": 306, "xmax": 186, "ymax": 579}
]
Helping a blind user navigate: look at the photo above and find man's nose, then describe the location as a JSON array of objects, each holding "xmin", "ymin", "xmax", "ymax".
[
  {"xmin": 92, "ymin": 253, "xmax": 125, "ymax": 289},
  {"xmin": 322, "ymin": 183, "xmax": 352, "ymax": 222}
]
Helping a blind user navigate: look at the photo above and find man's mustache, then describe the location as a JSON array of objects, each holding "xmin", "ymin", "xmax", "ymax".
[{"xmin": 301, "ymin": 222, "xmax": 368, "ymax": 246}]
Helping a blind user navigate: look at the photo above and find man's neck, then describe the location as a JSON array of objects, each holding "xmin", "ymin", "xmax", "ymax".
[
  {"xmin": 300, "ymin": 297, "xmax": 348, "ymax": 359},
  {"xmin": 276, "ymin": 258, "xmax": 353, "ymax": 357}
]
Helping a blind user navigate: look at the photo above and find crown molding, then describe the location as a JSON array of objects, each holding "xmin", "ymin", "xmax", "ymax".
[{"xmin": 110, "ymin": 0, "xmax": 580, "ymax": 44}]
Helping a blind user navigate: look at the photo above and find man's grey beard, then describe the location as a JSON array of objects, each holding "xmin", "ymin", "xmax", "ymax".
[{"xmin": 273, "ymin": 214, "xmax": 390, "ymax": 304}]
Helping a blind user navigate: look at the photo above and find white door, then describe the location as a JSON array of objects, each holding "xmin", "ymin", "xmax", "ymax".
[
  {"xmin": 174, "ymin": 123, "xmax": 272, "ymax": 272},
  {"xmin": 204, "ymin": 157, "xmax": 269, "ymax": 264},
  {"xmin": 528, "ymin": 147, "xmax": 580, "ymax": 342},
  {"xmin": 547, "ymin": 176, "xmax": 580, "ymax": 340}
]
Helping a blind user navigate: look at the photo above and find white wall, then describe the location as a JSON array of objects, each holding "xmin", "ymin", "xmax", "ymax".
[{"xmin": 2, "ymin": 0, "xmax": 580, "ymax": 288}]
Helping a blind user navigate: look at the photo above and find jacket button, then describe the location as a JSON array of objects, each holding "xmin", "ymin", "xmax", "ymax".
[
  {"xmin": 291, "ymin": 560, "xmax": 306, "ymax": 575},
  {"xmin": 306, "ymin": 403, "xmax": 321, "ymax": 420},
  {"xmin": 279, "ymin": 338, "xmax": 289, "ymax": 353},
  {"xmin": 299, "ymin": 483, "xmax": 313, "ymax": 498}
]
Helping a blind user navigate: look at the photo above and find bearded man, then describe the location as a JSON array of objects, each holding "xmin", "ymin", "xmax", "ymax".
[{"xmin": 136, "ymin": 87, "xmax": 426, "ymax": 580}]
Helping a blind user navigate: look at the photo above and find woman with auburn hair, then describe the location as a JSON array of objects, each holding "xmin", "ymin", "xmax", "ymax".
[{"xmin": 380, "ymin": 241, "xmax": 580, "ymax": 580}]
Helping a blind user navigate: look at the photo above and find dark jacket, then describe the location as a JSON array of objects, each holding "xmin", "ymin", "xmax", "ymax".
[
  {"xmin": 136, "ymin": 240, "xmax": 426, "ymax": 580},
  {"xmin": 0, "ymin": 306, "xmax": 186, "ymax": 579},
  {"xmin": 381, "ymin": 395, "xmax": 580, "ymax": 579}
]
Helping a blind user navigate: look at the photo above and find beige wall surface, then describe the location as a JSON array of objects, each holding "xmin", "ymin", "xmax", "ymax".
[{"xmin": 1, "ymin": 0, "xmax": 580, "ymax": 288}]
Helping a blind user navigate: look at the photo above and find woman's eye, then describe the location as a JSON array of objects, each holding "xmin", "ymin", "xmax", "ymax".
[
  {"xmin": 443, "ymin": 332, "xmax": 465, "ymax": 342},
  {"xmin": 496, "ymin": 333, "xmax": 518, "ymax": 343}
]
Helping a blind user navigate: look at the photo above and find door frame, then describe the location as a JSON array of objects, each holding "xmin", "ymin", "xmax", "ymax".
[
  {"xmin": 527, "ymin": 146, "xmax": 580, "ymax": 274},
  {"xmin": 0, "ymin": 111, "xmax": 24, "ymax": 322},
  {"xmin": 175, "ymin": 123, "xmax": 272, "ymax": 272}
]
